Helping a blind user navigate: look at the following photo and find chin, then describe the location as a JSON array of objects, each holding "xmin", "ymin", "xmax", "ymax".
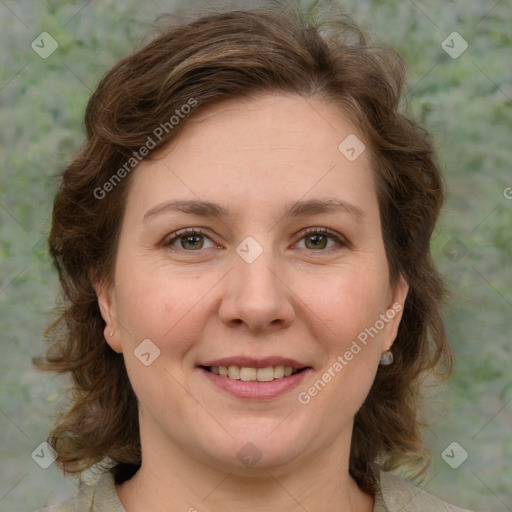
[{"xmin": 195, "ymin": 422, "xmax": 312, "ymax": 473}]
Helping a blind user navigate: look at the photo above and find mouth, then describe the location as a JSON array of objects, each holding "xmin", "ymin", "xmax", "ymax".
[
  {"xmin": 198, "ymin": 363, "xmax": 313, "ymax": 400},
  {"xmin": 200, "ymin": 364, "xmax": 310, "ymax": 382}
]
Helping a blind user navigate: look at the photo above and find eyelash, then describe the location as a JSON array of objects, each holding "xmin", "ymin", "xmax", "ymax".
[{"xmin": 164, "ymin": 227, "xmax": 348, "ymax": 253}]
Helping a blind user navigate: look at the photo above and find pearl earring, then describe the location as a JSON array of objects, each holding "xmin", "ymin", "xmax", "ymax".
[
  {"xmin": 379, "ymin": 350, "xmax": 394, "ymax": 366},
  {"xmin": 110, "ymin": 331, "xmax": 114, "ymax": 337}
]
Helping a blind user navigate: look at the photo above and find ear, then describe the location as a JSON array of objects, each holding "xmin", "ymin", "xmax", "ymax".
[
  {"xmin": 382, "ymin": 273, "xmax": 409, "ymax": 352},
  {"xmin": 90, "ymin": 270, "xmax": 123, "ymax": 354}
]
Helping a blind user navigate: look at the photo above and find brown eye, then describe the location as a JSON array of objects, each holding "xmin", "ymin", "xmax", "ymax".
[
  {"xmin": 166, "ymin": 229, "xmax": 215, "ymax": 251},
  {"xmin": 304, "ymin": 234, "xmax": 329, "ymax": 250},
  {"xmin": 296, "ymin": 228, "xmax": 346, "ymax": 251}
]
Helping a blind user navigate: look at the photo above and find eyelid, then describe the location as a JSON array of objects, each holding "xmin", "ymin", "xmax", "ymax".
[
  {"xmin": 294, "ymin": 227, "xmax": 350, "ymax": 250},
  {"xmin": 164, "ymin": 227, "xmax": 219, "ymax": 249},
  {"xmin": 164, "ymin": 226, "xmax": 349, "ymax": 251}
]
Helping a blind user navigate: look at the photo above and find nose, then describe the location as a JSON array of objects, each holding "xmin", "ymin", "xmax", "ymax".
[{"xmin": 218, "ymin": 249, "xmax": 295, "ymax": 334}]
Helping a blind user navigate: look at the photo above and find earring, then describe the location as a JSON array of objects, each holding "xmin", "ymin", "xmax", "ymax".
[
  {"xmin": 110, "ymin": 331, "xmax": 114, "ymax": 337},
  {"xmin": 379, "ymin": 350, "xmax": 394, "ymax": 366}
]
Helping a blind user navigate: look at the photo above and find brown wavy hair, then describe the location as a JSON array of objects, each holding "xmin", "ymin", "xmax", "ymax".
[{"xmin": 36, "ymin": 1, "xmax": 452, "ymax": 495}]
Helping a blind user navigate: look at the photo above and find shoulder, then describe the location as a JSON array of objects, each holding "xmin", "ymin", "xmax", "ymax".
[
  {"xmin": 35, "ymin": 471, "xmax": 125, "ymax": 512},
  {"xmin": 35, "ymin": 499, "xmax": 75, "ymax": 512},
  {"xmin": 377, "ymin": 467, "xmax": 474, "ymax": 512}
]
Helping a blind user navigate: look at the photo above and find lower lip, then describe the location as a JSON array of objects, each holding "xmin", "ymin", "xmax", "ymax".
[{"xmin": 199, "ymin": 367, "xmax": 312, "ymax": 400}]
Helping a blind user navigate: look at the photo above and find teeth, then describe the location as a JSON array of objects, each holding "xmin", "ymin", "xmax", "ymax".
[
  {"xmin": 208, "ymin": 364, "xmax": 300, "ymax": 381},
  {"xmin": 240, "ymin": 367, "xmax": 256, "ymax": 381},
  {"xmin": 257, "ymin": 366, "xmax": 275, "ymax": 382},
  {"xmin": 273, "ymin": 365, "xmax": 284, "ymax": 378},
  {"xmin": 228, "ymin": 365, "xmax": 240, "ymax": 379}
]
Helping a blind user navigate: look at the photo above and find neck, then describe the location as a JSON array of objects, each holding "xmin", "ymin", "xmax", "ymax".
[{"xmin": 116, "ymin": 417, "xmax": 374, "ymax": 512}]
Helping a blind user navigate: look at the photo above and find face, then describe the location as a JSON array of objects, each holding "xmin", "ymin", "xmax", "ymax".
[{"xmin": 94, "ymin": 93, "xmax": 408, "ymax": 475}]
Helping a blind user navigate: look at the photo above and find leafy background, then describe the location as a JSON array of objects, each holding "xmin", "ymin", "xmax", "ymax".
[{"xmin": 0, "ymin": 1, "xmax": 510, "ymax": 511}]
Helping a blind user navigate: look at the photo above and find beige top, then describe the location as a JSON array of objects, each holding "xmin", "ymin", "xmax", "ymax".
[{"xmin": 37, "ymin": 467, "xmax": 473, "ymax": 512}]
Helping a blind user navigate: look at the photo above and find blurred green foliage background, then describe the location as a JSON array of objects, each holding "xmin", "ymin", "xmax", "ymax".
[{"xmin": 0, "ymin": 1, "xmax": 510, "ymax": 511}]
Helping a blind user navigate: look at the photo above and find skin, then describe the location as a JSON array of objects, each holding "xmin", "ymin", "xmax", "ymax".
[{"xmin": 93, "ymin": 92, "xmax": 409, "ymax": 512}]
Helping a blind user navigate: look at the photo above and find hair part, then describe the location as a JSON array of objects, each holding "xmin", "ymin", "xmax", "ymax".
[{"xmin": 37, "ymin": 2, "xmax": 452, "ymax": 495}]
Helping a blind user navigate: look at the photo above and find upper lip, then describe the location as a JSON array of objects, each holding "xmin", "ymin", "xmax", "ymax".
[{"xmin": 199, "ymin": 356, "xmax": 311, "ymax": 369}]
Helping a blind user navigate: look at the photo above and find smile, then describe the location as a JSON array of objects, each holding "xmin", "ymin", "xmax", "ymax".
[
  {"xmin": 199, "ymin": 365, "xmax": 312, "ymax": 400},
  {"xmin": 204, "ymin": 365, "xmax": 303, "ymax": 382}
]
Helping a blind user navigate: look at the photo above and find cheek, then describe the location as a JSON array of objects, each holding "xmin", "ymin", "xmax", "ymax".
[
  {"xmin": 113, "ymin": 266, "xmax": 199, "ymax": 411},
  {"xmin": 112, "ymin": 255, "xmax": 176, "ymax": 345},
  {"xmin": 304, "ymin": 262, "xmax": 391, "ymax": 402},
  {"xmin": 312, "ymin": 264, "xmax": 390, "ymax": 337},
  {"xmin": 305, "ymin": 274, "xmax": 388, "ymax": 409},
  {"xmin": 113, "ymin": 258, "xmax": 214, "ymax": 358}
]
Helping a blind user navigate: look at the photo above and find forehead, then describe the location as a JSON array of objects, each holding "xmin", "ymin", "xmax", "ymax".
[
  {"xmin": 125, "ymin": 93, "xmax": 378, "ymax": 225},
  {"xmin": 172, "ymin": 93, "xmax": 364, "ymax": 158}
]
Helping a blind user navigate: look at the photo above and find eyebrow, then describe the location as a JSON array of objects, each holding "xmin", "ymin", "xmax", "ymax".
[{"xmin": 143, "ymin": 198, "xmax": 365, "ymax": 222}]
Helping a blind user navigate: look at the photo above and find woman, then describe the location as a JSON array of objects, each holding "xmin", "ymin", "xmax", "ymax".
[{"xmin": 37, "ymin": 3, "xmax": 474, "ymax": 511}]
